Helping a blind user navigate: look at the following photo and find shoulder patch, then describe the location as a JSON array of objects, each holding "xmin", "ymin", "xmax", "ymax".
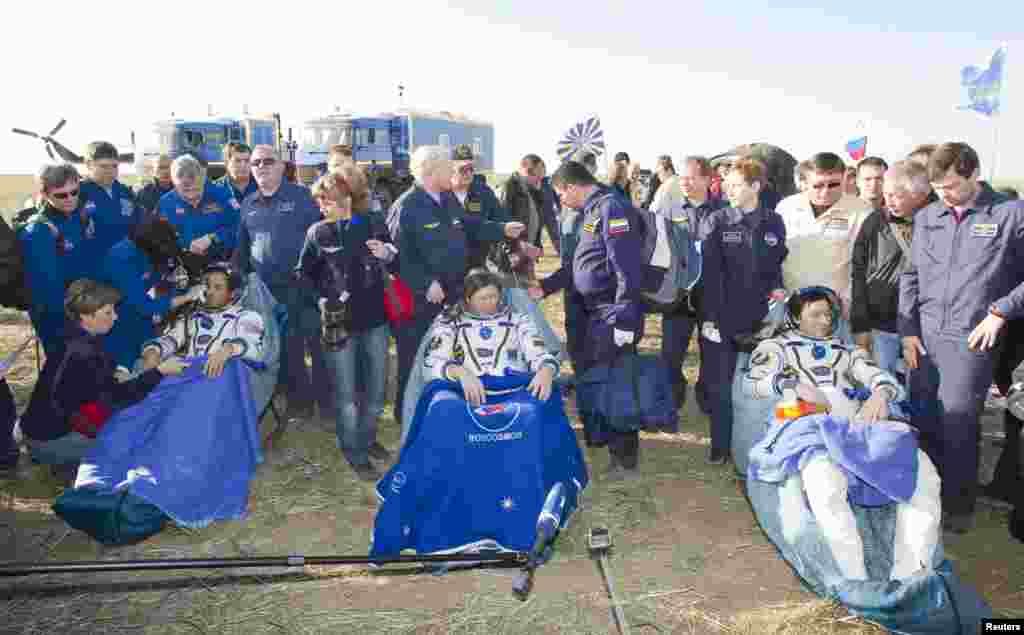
[{"xmin": 607, "ymin": 217, "xmax": 630, "ymax": 235}]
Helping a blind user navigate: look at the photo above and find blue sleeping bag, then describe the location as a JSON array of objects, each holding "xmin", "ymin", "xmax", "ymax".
[{"xmin": 373, "ymin": 372, "xmax": 588, "ymax": 556}]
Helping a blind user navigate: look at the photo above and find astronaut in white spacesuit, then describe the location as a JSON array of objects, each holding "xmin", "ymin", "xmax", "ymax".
[
  {"xmin": 424, "ymin": 269, "xmax": 561, "ymax": 407},
  {"xmin": 140, "ymin": 262, "xmax": 266, "ymax": 378},
  {"xmin": 744, "ymin": 287, "xmax": 941, "ymax": 581}
]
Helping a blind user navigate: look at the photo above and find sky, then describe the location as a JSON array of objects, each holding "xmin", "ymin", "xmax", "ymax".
[{"xmin": 1, "ymin": 0, "xmax": 1021, "ymax": 180}]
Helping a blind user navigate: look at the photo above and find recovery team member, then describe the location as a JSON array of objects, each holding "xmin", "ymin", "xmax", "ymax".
[
  {"xmin": 78, "ymin": 141, "xmax": 145, "ymax": 266},
  {"xmin": 18, "ymin": 164, "xmax": 98, "ymax": 358},
  {"xmin": 553, "ymin": 160, "xmax": 646, "ymax": 479},
  {"xmin": 700, "ymin": 157, "xmax": 787, "ymax": 465},
  {"xmin": 214, "ymin": 142, "xmax": 258, "ymax": 203},
  {"xmin": 900, "ymin": 142, "xmax": 1024, "ymax": 534},
  {"xmin": 388, "ymin": 146, "xmax": 524, "ymax": 423},
  {"xmin": 158, "ymin": 155, "xmax": 241, "ymax": 263},
  {"xmin": 134, "ymin": 154, "xmax": 175, "ymax": 216},
  {"xmin": 449, "ymin": 144, "xmax": 506, "ymax": 271}
]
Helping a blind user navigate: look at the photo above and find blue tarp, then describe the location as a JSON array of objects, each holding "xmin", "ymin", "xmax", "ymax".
[
  {"xmin": 373, "ymin": 372, "xmax": 588, "ymax": 556},
  {"xmin": 71, "ymin": 357, "xmax": 263, "ymax": 529}
]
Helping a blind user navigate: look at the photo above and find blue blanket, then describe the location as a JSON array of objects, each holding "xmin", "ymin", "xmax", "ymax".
[
  {"xmin": 748, "ymin": 414, "xmax": 918, "ymax": 506},
  {"xmin": 575, "ymin": 352, "xmax": 676, "ymax": 434},
  {"xmin": 74, "ymin": 357, "xmax": 263, "ymax": 528},
  {"xmin": 372, "ymin": 372, "xmax": 588, "ymax": 556}
]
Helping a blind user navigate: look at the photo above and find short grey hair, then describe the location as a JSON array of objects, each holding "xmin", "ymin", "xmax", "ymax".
[
  {"xmin": 885, "ymin": 160, "xmax": 930, "ymax": 195},
  {"xmin": 37, "ymin": 163, "xmax": 80, "ymax": 193},
  {"xmin": 410, "ymin": 145, "xmax": 450, "ymax": 183},
  {"xmin": 171, "ymin": 155, "xmax": 203, "ymax": 182},
  {"xmin": 251, "ymin": 144, "xmax": 280, "ymax": 159}
]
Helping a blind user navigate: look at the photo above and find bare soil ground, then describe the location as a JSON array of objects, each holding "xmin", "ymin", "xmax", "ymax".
[{"xmin": 0, "ymin": 232, "xmax": 1021, "ymax": 634}]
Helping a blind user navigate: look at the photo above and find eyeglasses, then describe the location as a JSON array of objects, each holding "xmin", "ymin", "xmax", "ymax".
[
  {"xmin": 50, "ymin": 188, "xmax": 80, "ymax": 200},
  {"xmin": 251, "ymin": 158, "xmax": 277, "ymax": 168},
  {"xmin": 811, "ymin": 181, "xmax": 842, "ymax": 190}
]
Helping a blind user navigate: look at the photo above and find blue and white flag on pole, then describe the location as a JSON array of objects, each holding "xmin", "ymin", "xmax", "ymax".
[{"xmin": 958, "ymin": 45, "xmax": 1007, "ymax": 117}]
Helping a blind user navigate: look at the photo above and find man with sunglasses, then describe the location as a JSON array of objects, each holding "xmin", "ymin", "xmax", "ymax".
[
  {"xmin": 79, "ymin": 141, "xmax": 144, "ymax": 267},
  {"xmin": 234, "ymin": 145, "xmax": 329, "ymax": 423},
  {"xmin": 776, "ymin": 152, "xmax": 870, "ymax": 335},
  {"xmin": 449, "ymin": 144, "xmax": 506, "ymax": 271},
  {"xmin": 18, "ymin": 164, "xmax": 98, "ymax": 359}
]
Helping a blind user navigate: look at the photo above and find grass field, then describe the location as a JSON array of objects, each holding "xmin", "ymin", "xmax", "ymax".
[{"xmin": 0, "ymin": 174, "xmax": 1022, "ymax": 633}]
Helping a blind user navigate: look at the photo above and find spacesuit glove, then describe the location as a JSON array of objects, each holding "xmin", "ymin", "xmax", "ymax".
[
  {"xmin": 613, "ymin": 328, "xmax": 635, "ymax": 347},
  {"xmin": 701, "ymin": 321, "xmax": 722, "ymax": 344}
]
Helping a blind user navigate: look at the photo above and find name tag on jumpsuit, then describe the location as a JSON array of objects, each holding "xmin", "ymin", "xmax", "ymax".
[
  {"xmin": 972, "ymin": 223, "xmax": 998, "ymax": 238},
  {"xmin": 723, "ymin": 231, "xmax": 743, "ymax": 244}
]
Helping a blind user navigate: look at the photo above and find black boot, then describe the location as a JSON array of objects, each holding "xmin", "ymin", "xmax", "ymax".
[{"xmin": 984, "ymin": 411, "xmax": 1022, "ymax": 503}]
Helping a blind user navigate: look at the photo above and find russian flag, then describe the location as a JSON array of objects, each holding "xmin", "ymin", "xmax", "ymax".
[{"xmin": 846, "ymin": 136, "xmax": 868, "ymax": 162}]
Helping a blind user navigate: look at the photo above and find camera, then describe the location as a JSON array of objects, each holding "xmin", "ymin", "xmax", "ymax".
[{"xmin": 321, "ymin": 298, "xmax": 351, "ymax": 352}]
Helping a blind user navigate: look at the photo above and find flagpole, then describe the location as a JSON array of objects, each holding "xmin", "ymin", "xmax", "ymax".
[{"xmin": 989, "ymin": 117, "xmax": 999, "ymax": 183}]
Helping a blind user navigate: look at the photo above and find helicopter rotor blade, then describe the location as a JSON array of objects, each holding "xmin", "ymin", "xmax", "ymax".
[
  {"xmin": 45, "ymin": 143, "xmax": 56, "ymax": 160},
  {"xmin": 11, "ymin": 128, "xmax": 40, "ymax": 139},
  {"xmin": 49, "ymin": 119, "xmax": 67, "ymax": 137}
]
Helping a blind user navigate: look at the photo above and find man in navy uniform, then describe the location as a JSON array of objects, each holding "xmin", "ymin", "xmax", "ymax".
[
  {"xmin": 234, "ymin": 145, "xmax": 330, "ymax": 422},
  {"xmin": 134, "ymin": 154, "xmax": 174, "ymax": 216},
  {"xmin": 214, "ymin": 142, "xmax": 258, "ymax": 204},
  {"xmin": 552, "ymin": 160, "xmax": 646, "ymax": 478},
  {"xmin": 389, "ymin": 145, "xmax": 524, "ymax": 422},
  {"xmin": 900, "ymin": 141, "xmax": 1024, "ymax": 534}
]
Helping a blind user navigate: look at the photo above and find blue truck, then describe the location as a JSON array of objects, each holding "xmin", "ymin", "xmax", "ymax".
[
  {"xmin": 143, "ymin": 115, "xmax": 284, "ymax": 179},
  {"xmin": 299, "ymin": 109, "xmax": 495, "ymax": 177}
]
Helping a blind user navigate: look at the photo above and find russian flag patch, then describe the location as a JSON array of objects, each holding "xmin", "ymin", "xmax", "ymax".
[{"xmin": 608, "ymin": 218, "xmax": 630, "ymax": 235}]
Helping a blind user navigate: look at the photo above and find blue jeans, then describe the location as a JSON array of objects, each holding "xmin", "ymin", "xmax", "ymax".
[
  {"xmin": 872, "ymin": 329, "xmax": 904, "ymax": 380},
  {"xmin": 324, "ymin": 323, "xmax": 390, "ymax": 466}
]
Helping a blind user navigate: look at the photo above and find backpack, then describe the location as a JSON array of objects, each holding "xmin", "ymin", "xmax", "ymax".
[{"xmin": 629, "ymin": 200, "xmax": 702, "ymax": 313}]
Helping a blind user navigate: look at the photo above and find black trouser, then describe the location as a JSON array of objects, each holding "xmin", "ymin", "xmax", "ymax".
[
  {"xmin": 991, "ymin": 318, "xmax": 1024, "ymax": 496},
  {"xmin": 394, "ymin": 302, "xmax": 443, "ymax": 426},
  {"xmin": 0, "ymin": 380, "xmax": 16, "ymax": 467}
]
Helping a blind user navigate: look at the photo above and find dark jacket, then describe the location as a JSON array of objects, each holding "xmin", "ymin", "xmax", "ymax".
[
  {"xmin": 296, "ymin": 212, "xmax": 395, "ymax": 333},
  {"xmin": 453, "ymin": 179, "xmax": 506, "ymax": 270},
  {"xmin": 21, "ymin": 324, "xmax": 163, "ymax": 442},
  {"xmin": 133, "ymin": 179, "xmax": 174, "ymax": 215},
  {"xmin": 851, "ymin": 210, "xmax": 910, "ymax": 334}
]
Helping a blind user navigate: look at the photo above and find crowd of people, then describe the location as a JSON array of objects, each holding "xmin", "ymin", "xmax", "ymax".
[{"xmin": 1, "ymin": 136, "xmax": 1022, "ymax": 552}]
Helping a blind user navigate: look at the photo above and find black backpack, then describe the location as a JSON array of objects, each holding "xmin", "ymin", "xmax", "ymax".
[{"xmin": 0, "ymin": 208, "xmax": 34, "ymax": 311}]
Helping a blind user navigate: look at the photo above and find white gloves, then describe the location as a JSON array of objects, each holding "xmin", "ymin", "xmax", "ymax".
[
  {"xmin": 613, "ymin": 328, "xmax": 635, "ymax": 347},
  {"xmin": 701, "ymin": 321, "xmax": 722, "ymax": 343}
]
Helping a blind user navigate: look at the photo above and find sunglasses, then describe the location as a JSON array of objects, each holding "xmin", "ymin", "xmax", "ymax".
[
  {"xmin": 50, "ymin": 188, "xmax": 80, "ymax": 200},
  {"xmin": 811, "ymin": 181, "xmax": 842, "ymax": 190},
  {"xmin": 251, "ymin": 158, "xmax": 277, "ymax": 168}
]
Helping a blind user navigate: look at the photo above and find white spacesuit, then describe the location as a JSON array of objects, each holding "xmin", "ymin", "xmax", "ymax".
[
  {"xmin": 744, "ymin": 330, "xmax": 904, "ymax": 419},
  {"xmin": 424, "ymin": 306, "xmax": 559, "ymax": 382},
  {"xmin": 744, "ymin": 328, "xmax": 941, "ymax": 582},
  {"xmin": 143, "ymin": 301, "xmax": 266, "ymax": 366}
]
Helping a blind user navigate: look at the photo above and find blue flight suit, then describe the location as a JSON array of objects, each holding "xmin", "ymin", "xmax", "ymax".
[
  {"xmin": 389, "ymin": 186, "xmax": 507, "ymax": 420},
  {"xmin": 573, "ymin": 186, "xmax": 647, "ymax": 464},
  {"xmin": 700, "ymin": 206, "xmax": 787, "ymax": 457},
  {"xmin": 454, "ymin": 178, "xmax": 506, "ymax": 271},
  {"xmin": 654, "ymin": 197, "xmax": 725, "ymax": 413},
  {"xmin": 79, "ymin": 180, "xmax": 145, "ymax": 265},
  {"xmin": 234, "ymin": 182, "xmax": 331, "ymax": 417},
  {"xmin": 214, "ymin": 175, "xmax": 258, "ymax": 206},
  {"xmin": 899, "ymin": 188, "xmax": 1024, "ymax": 517},
  {"xmin": 99, "ymin": 239, "xmax": 175, "ymax": 369},
  {"xmin": 157, "ymin": 185, "xmax": 241, "ymax": 261},
  {"xmin": 17, "ymin": 204, "xmax": 98, "ymax": 358}
]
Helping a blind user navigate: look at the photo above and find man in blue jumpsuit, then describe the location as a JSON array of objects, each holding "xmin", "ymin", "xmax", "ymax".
[
  {"xmin": 18, "ymin": 164, "xmax": 98, "ymax": 359},
  {"xmin": 214, "ymin": 142, "xmax": 258, "ymax": 204},
  {"xmin": 553, "ymin": 160, "xmax": 647, "ymax": 477},
  {"xmin": 650, "ymin": 156, "xmax": 725, "ymax": 416},
  {"xmin": 78, "ymin": 141, "xmax": 145, "ymax": 268},
  {"xmin": 700, "ymin": 158, "xmax": 788, "ymax": 464},
  {"xmin": 234, "ymin": 145, "xmax": 331, "ymax": 421},
  {"xmin": 899, "ymin": 142, "xmax": 1024, "ymax": 534},
  {"xmin": 388, "ymin": 145, "xmax": 524, "ymax": 423},
  {"xmin": 158, "ymin": 155, "xmax": 241, "ymax": 262}
]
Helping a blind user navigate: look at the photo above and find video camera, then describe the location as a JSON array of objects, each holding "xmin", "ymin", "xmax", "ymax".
[{"xmin": 321, "ymin": 297, "xmax": 352, "ymax": 352}]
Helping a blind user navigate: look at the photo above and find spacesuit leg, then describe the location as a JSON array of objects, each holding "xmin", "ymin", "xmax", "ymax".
[
  {"xmin": 891, "ymin": 450, "xmax": 942, "ymax": 579},
  {"xmin": 801, "ymin": 454, "xmax": 868, "ymax": 580}
]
